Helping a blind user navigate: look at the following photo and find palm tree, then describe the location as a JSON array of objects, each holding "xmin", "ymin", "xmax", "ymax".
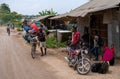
[
  {"xmin": 39, "ymin": 10, "xmax": 47, "ymax": 16},
  {"xmin": 47, "ymin": 8, "xmax": 57, "ymax": 16},
  {"xmin": 39, "ymin": 8, "xmax": 57, "ymax": 16}
]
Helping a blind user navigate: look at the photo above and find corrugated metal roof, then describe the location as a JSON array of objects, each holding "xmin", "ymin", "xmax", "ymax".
[
  {"xmin": 49, "ymin": 0, "xmax": 120, "ymax": 19},
  {"xmin": 35, "ymin": 15, "xmax": 53, "ymax": 21},
  {"xmin": 67, "ymin": 0, "xmax": 120, "ymax": 17}
]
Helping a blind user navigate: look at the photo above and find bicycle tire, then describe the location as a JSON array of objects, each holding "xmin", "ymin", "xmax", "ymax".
[
  {"xmin": 31, "ymin": 45, "xmax": 36, "ymax": 59},
  {"xmin": 77, "ymin": 58, "xmax": 91, "ymax": 75}
]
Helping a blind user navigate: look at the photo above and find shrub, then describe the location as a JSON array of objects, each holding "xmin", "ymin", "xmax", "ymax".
[{"xmin": 46, "ymin": 37, "xmax": 66, "ymax": 48}]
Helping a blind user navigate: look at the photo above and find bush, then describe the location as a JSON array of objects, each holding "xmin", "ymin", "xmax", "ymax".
[
  {"xmin": 15, "ymin": 21, "xmax": 23, "ymax": 31},
  {"xmin": 17, "ymin": 27, "xmax": 23, "ymax": 31},
  {"xmin": 46, "ymin": 37, "xmax": 66, "ymax": 48}
]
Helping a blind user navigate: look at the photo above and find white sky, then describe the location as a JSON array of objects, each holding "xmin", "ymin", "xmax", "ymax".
[{"xmin": 0, "ymin": 0, "xmax": 89, "ymax": 15}]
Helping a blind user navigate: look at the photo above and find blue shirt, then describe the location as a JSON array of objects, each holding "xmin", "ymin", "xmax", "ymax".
[{"xmin": 23, "ymin": 25, "xmax": 31, "ymax": 33}]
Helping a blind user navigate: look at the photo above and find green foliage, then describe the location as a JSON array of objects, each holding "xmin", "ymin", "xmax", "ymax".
[
  {"xmin": 17, "ymin": 27, "xmax": 23, "ymax": 31},
  {"xmin": 14, "ymin": 21, "xmax": 22, "ymax": 27},
  {"xmin": 0, "ymin": 3, "xmax": 22, "ymax": 27},
  {"xmin": 1, "ymin": 14, "xmax": 11, "ymax": 23},
  {"xmin": 0, "ymin": 3, "xmax": 10, "ymax": 13},
  {"xmin": 46, "ymin": 37, "xmax": 66, "ymax": 48},
  {"xmin": 39, "ymin": 8, "xmax": 57, "ymax": 16}
]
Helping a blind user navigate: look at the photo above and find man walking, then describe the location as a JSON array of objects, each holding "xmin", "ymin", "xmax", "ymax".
[{"xmin": 37, "ymin": 25, "xmax": 47, "ymax": 56}]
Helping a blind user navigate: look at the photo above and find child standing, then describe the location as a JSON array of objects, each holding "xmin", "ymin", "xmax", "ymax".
[
  {"xmin": 110, "ymin": 44, "xmax": 115, "ymax": 54},
  {"xmin": 110, "ymin": 44, "xmax": 115, "ymax": 65}
]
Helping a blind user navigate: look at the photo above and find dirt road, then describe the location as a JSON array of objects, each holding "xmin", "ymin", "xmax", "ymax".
[{"xmin": 0, "ymin": 27, "xmax": 120, "ymax": 79}]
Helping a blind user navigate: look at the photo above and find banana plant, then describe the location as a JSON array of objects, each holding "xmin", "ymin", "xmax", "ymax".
[{"xmin": 39, "ymin": 8, "xmax": 57, "ymax": 16}]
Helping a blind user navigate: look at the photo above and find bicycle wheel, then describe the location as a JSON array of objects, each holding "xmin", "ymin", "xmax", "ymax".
[
  {"xmin": 7, "ymin": 31, "xmax": 10, "ymax": 36},
  {"xmin": 77, "ymin": 59, "xmax": 91, "ymax": 75},
  {"xmin": 31, "ymin": 45, "xmax": 36, "ymax": 59}
]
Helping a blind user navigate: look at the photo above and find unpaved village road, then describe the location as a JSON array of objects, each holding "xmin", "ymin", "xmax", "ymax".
[{"xmin": 0, "ymin": 27, "xmax": 120, "ymax": 79}]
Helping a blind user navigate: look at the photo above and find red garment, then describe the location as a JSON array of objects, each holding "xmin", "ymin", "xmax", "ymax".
[
  {"xmin": 70, "ymin": 50, "xmax": 77, "ymax": 57},
  {"xmin": 110, "ymin": 47, "xmax": 115, "ymax": 53},
  {"xmin": 31, "ymin": 23, "xmax": 39, "ymax": 32},
  {"xmin": 71, "ymin": 32, "xmax": 80, "ymax": 45}
]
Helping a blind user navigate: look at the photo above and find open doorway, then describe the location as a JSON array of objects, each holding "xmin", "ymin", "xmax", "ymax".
[{"xmin": 90, "ymin": 14, "xmax": 108, "ymax": 45}]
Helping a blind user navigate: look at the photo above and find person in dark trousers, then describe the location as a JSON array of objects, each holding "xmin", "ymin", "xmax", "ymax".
[
  {"xmin": 11, "ymin": 23, "xmax": 14, "ymax": 30},
  {"xmin": 70, "ymin": 26, "xmax": 80, "ymax": 49},
  {"xmin": 6, "ymin": 24, "xmax": 10, "ymax": 36},
  {"xmin": 82, "ymin": 29, "xmax": 94, "ymax": 59},
  {"xmin": 68, "ymin": 26, "xmax": 80, "ymax": 58},
  {"xmin": 82, "ymin": 30, "xmax": 90, "ymax": 46},
  {"xmin": 91, "ymin": 30, "xmax": 99, "ymax": 61},
  {"xmin": 37, "ymin": 25, "xmax": 46, "ymax": 56}
]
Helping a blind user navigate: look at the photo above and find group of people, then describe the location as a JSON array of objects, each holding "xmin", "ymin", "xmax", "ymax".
[
  {"xmin": 68, "ymin": 26, "xmax": 115, "ymax": 65},
  {"xmin": 22, "ymin": 20, "xmax": 115, "ymax": 64},
  {"xmin": 6, "ymin": 23, "xmax": 14, "ymax": 36},
  {"xmin": 22, "ymin": 20, "xmax": 47, "ymax": 56}
]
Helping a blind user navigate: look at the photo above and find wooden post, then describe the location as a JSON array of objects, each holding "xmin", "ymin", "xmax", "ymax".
[{"xmin": 55, "ymin": 19, "xmax": 58, "ymax": 47}]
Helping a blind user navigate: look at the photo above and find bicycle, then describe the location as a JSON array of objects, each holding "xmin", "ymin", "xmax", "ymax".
[
  {"xmin": 7, "ymin": 29, "xmax": 10, "ymax": 36},
  {"xmin": 30, "ymin": 37, "xmax": 37, "ymax": 59}
]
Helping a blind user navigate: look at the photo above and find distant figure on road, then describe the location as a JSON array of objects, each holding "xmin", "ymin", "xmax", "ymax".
[
  {"xmin": 11, "ymin": 23, "xmax": 14, "ymax": 30},
  {"xmin": 6, "ymin": 24, "xmax": 10, "ymax": 36}
]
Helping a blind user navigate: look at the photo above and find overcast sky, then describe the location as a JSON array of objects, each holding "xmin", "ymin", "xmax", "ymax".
[{"xmin": 0, "ymin": 0, "xmax": 89, "ymax": 15}]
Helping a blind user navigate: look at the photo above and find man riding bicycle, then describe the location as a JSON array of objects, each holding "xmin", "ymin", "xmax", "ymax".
[
  {"xmin": 23, "ymin": 20, "xmax": 32, "ymax": 43},
  {"xmin": 23, "ymin": 20, "xmax": 39, "ymax": 43},
  {"xmin": 6, "ymin": 24, "xmax": 10, "ymax": 36}
]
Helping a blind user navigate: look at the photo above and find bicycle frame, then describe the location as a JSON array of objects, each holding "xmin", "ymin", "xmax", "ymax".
[{"xmin": 30, "ymin": 37, "xmax": 37, "ymax": 59}]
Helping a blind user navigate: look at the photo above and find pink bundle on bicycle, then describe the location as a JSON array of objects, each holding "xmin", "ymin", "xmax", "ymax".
[{"xmin": 30, "ymin": 23, "xmax": 39, "ymax": 32}]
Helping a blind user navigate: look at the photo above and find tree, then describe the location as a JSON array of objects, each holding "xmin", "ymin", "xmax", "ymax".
[
  {"xmin": 39, "ymin": 8, "xmax": 57, "ymax": 16},
  {"xmin": 39, "ymin": 10, "xmax": 47, "ymax": 16},
  {"xmin": 0, "ymin": 13, "xmax": 22, "ymax": 24},
  {"xmin": 0, "ymin": 3, "xmax": 22, "ymax": 26},
  {"xmin": 0, "ymin": 3, "xmax": 10, "ymax": 13},
  {"xmin": 47, "ymin": 8, "xmax": 57, "ymax": 16}
]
